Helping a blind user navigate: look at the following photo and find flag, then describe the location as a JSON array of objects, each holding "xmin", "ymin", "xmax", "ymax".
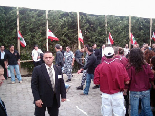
[
  {"xmin": 108, "ymin": 32, "xmax": 114, "ymax": 44},
  {"xmin": 130, "ymin": 33, "xmax": 137, "ymax": 45},
  {"xmin": 78, "ymin": 30, "xmax": 84, "ymax": 44},
  {"xmin": 48, "ymin": 29, "xmax": 59, "ymax": 41},
  {"xmin": 18, "ymin": 31, "xmax": 26, "ymax": 47},
  {"xmin": 152, "ymin": 32, "xmax": 155, "ymax": 41}
]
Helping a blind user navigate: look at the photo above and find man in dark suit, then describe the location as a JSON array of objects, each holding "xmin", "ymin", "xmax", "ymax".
[
  {"xmin": 0, "ymin": 65, "xmax": 7, "ymax": 116},
  {"xmin": 31, "ymin": 51, "xmax": 66, "ymax": 116},
  {"xmin": 0, "ymin": 46, "xmax": 7, "ymax": 79}
]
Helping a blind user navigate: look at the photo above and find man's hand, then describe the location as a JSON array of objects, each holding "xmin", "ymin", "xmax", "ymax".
[
  {"xmin": 77, "ymin": 69, "xmax": 82, "ymax": 74},
  {"xmin": 125, "ymin": 81, "xmax": 129, "ymax": 84},
  {"xmin": 5, "ymin": 65, "xmax": 7, "ymax": 69},
  {"xmin": 18, "ymin": 61, "xmax": 20, "ymax": 65},
  {"xmin": 37, "ymin": 56, "xmax": 40, "ymax": 59},
  {"xmin": 72, "ymin": 62, "xmax": 74, "ymax": 66},
  {"xmin": 61, "ymin": 99, "xmax": 66, "ymax": 102},
  {"xmin": 35, "ymin": 99, "xmax": 43, "ymax": 107}
]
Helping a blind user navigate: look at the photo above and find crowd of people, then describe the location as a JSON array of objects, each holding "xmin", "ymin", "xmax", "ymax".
[{"xmin": 1, "ymin": 42, "xmax": 155, "ymax": 116}]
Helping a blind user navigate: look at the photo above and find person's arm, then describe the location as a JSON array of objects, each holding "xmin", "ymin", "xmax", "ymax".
[
  {"xmin": 72, "ymin": 52, "xmax": 75, "ymax": 66},
  {"xmin": 17, "ymin": 52, "xmax": 20, "ymax": 65},
  {"xmin": 94, "ymin": 65, "xmax": 100, "ymax": 85},
  {"xmin": 4, "ymin": 53, "xmax": 8, "ymax": 69},
  {"xmin": 59, "ymin": 67, "xmax": 66, "ymax": 102},
  {"xmin": 31, "ymin": 67, "xmax": 42, "ymax": 107}
]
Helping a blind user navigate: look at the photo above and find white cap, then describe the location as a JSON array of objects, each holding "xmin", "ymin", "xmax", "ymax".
[{"xmin": 104, "ymin": 47, "xmax": 114, "ymax": 56}]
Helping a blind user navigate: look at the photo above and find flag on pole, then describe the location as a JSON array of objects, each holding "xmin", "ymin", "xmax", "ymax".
[
  {"xmin": 48, "ymin": 29, "xmax": 59, "ymax": 41},
  {"xmin": 108, "ymin": 32, "xmax": 114, "ymax": 44},
  {"xmin": 130, "ymin": 33, "xmax": 137, "ymax": 45},
  {"xmin": 152, "ymin": 32, "xmax": 155, "ymax": 41},
  {"xmin": 18, "ymin": 31, "xmax": 26, "ymax": 47},
  {"xmin": 78, "ymin": 30, "xmax": 84, "ymax": 44}
]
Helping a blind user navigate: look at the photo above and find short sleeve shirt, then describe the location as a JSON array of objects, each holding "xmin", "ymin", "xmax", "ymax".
[
  {"xmin": 32, "ymin": 49, "xmax": 43, "ymax": 62},
  {"xmin": 4, "ymin": 50, "xmax": 20, "ymax": 65}
]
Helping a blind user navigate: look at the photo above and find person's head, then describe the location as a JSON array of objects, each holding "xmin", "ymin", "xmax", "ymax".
[
  {"xmin": 0, "ymin": 46, "xmax": 5, "ymax": 51},
  {"xmin": 66, "ymin": 46, "xmax": 70, "ymax": 52},
  {"xmin": 104, "ymin": 47, "xmax": 114, "ymax": 58},
  {"xmin": 92, "ymin": 43, "xmax": 97, "ymax": 49},
  {"xmin": 34, "ymin": 44, "xmax": 38, "ymax": 50},
  {"xmin": 129, "ymin": 48, "xmax": 145, "ymax": 72},
  {"xmin": 0, "ymin": 65, "xmax": 5, "ymax": 87},
  {"xmin": 125, "ymin": 44, "xmax": 128, "ymax": 48},
  {"xmin": 55, "ymin": 44, "xmax": 60, "ymax": 51},
  {"xmin": 80, "ymin": 48, "xmax": 84, "ymax": 52},
  {"xmin": 152, "ymin": 44, "xmax": 155, "ymax": 49},
  {"xmin": 133, "ymin": 44, "xmax": 138, "ymax": 48},
  {"xmin": 102, "ymin": 44, "xmax": 105, "ymax": 49},
  {"xmin": 113, "ymin": 46, "xmax": 119, "ymax": 55},
  {"xmin": 9, "ymin": 45, "xmax": 14, "ymax": 51},
  {"xmin": 87, "ymin": 47, "xmax": 93, "ymax": 55},
  {"xmin": 84, "ymin": 44, "xmax": 89, "ymax": 52},
  {"xmin": 43, "ymin": 51, "xmax": 54, "ymax": 67},
  {"xmin": 151, "ymin": 56, "xmax": 155, "ymax": 69},
  {"xmin": 60, "ymin": 46, "xmax": 63, "ymax": 51},
  {"xmin": 119, "ymin": 47, "xmax": 124, "ymax": 55},
  {"xmin": 144, "ymin": 49, "xmax": 155, "ymax": 64}
]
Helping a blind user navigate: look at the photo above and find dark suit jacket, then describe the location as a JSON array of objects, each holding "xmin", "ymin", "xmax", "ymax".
[
  {"xmin": 31, "ymin": 63, "xmax": 66, "ymax": 108},
  {"xmin": 0, "ymin": 100, "xmax": 7, "ymax": 116}
]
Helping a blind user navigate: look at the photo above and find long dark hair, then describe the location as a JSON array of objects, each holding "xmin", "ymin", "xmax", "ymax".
[
  {"xmin": 129, "ymin": 48, "xmax": 146, "ymax": 72},
  {"xmin": 151, "ymin": 56, "xmax": 155, "ymax": 70}
]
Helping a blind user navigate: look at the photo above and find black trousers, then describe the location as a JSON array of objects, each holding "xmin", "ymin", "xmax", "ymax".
[
  {"xmin": 35, "ymin": 94, "xmax": 59, "ymax": 116},
  {"xmin": 33, "ymin": 61, "xmax": 42, "ymax": 67},
  {"xmin": 0, "ymin": 59, "xmax": 7, "ymax": 79}
]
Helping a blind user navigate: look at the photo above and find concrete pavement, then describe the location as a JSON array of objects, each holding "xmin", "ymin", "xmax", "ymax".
[{"xmin": 0, "ymin": 73, "xmax": 102, "ymax": 116}]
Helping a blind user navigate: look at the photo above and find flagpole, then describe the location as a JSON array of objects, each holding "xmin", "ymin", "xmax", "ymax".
[
  {"xmin": 129, "ymin": 15, "xmax": 131, "ymax": 50},
  {"xmin": 17, "ymin": 7, "xmax": 20, "ymax": 55},
  {"xmin": 77, "ymin": 12, "xmax": 81, "ymax": 49},
  {"xmin": 46, "ymin": 10, "xmax": 49, "ymax": 51},
  {"xmin": 150, "ymin": 18, "xmax": 152, "ymax": 46},
  {"xmin": 105, "ymin": 15, "xmax": 108, "ymax": 44}
]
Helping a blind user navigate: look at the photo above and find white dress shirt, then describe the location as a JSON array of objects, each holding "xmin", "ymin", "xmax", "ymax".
[
  {"xmin": 45, "ymin": 63, "xmax": 55, "ymax": 85},
  {"xmin": 1, "ymin": 51, "xmax": 5, "ymax": 59}
]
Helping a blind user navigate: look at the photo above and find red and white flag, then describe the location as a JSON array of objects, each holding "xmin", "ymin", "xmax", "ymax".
[
  {"xmin": 152, "ymin": 32, "xmax": 155, "ymax": 41},
  {"xmin": 78, "ymin": 30, "xmax": 84, "ymax": 44},
  {"xmin": 48, "ymin": 29, "xmax": 59, "ymax": 41},
  {"xmin": 18, "ymin": 31, "xmax": 26, "ymax": 47},
  {"xmin": 130, "ymin": 33, "xmax": 137, "ymax": 45},
  {"xmin": 108, "ymin": 32, "xmax": 114, "ymax": 44}
]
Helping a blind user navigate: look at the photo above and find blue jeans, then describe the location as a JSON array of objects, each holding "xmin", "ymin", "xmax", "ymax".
[
  {"xmin": 84, "ymin": 73, "xmax": 94, "ymax": 95},
  {"xmin": 9, "ymin": 65, "xmax": 22, "ymax": 82},
  {"xmin": 130, "ymin": 90, "xmax": 153, "ymax": 116}
]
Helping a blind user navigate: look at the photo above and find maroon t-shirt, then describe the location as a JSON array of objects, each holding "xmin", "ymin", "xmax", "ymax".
[{"xmin": 127, "ymin": 64, "xmax": 154, "ymax": 91}]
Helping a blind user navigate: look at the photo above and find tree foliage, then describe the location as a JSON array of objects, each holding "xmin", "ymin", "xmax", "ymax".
[{"xmin": 0, "ymin": 6, "xmax": 155, "ymax": 58}]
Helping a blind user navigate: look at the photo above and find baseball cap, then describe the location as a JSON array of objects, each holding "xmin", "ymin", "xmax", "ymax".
[{"xmin": 104, "ymin": 47, "xmax": 114, "ymax": 56}]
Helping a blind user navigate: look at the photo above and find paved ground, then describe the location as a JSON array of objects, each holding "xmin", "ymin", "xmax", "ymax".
[{"xmin": 0, "ymin": 73, "xmax": 102, "ymax": 116}]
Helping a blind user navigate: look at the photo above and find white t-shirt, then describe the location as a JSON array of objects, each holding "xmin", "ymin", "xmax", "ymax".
[{"xmin": 32, "ymin": 49, "xmax": 43, "ymax": 62}]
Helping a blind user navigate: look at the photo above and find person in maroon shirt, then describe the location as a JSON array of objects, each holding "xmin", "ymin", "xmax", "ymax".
[
  {"xmin": 94, "ymin": 47, "xmax": 130, "ymax": 116},
  {"xmin": 126, "ymin": 48, "xmax": 154, "ymax": 116}
]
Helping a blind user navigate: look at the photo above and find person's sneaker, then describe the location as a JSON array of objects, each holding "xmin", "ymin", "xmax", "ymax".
[
  {"xmin": 66, "ymin": 85, "xmax": 71, "ymax": 93},
  {"xmin": 19, "ymin": 81, "xmax": 22, "ymax": 83},
  {"xmin": 80, "ymin": 93, "xmax": 87, "ymax": 95},
  {"xmin": 66, "ymin": 79, "xmax": 71, "ymax": 82},
  {"xmin": 11, "ymin": 81, "xmax": 15, "ymax": 84},
  {"xmin": 92, "ymin": 85, "xmax": 99, "ymax": 89},
  {"xmin": 76, "ymin": 85, "xmax": 83, "ymax": 90}
]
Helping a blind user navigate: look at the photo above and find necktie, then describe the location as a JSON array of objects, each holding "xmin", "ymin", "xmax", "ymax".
[{"xmin": 48, "ymin": 68, "xmax": 55, "ymax": 91}]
